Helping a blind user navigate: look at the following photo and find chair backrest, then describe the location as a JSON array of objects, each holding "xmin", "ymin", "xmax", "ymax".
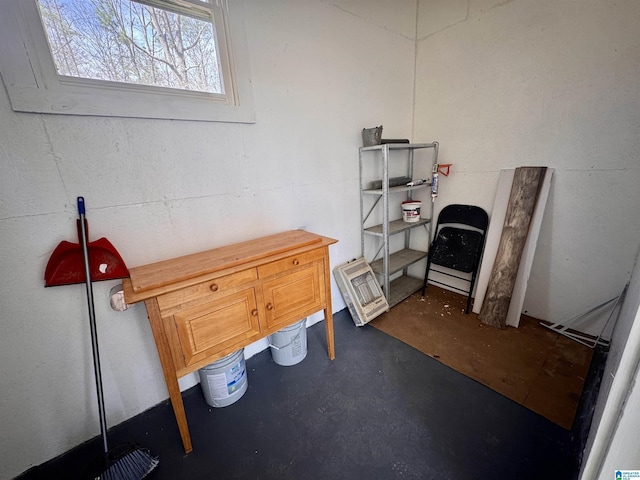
[{"xmin": 436, "ymin": 204, "xmax": 489, "ymax": 232}]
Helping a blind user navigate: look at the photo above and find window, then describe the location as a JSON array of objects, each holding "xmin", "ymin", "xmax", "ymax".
[{"xmin": 0, "ymin": 0, "xmax": 254, "ymax": 122}]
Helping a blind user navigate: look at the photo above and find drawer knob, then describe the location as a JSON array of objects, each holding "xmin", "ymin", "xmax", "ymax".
[
  {"xmin": 293, "ymin": 259, "xmax": 300, "ymax": 266},
  {"xmin": 266, "ymin": 303, "xmax": 274, "ymax": 311},
  {"xmin": 209, "ymin": 283, "xmax": 219, "ymax": 292},
  {"xmin": 251, "ymin": 309, "xmax": 258, "ymax": 316}
]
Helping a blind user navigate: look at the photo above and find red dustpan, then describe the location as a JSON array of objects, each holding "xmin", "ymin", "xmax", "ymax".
[{"xmin": 45, "ymin": 198, "xmax": 129, "ymax": 287}]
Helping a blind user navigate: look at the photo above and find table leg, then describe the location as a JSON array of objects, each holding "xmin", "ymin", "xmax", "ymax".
[
  {"xmin": 144, "ymin": 299, "xmax": 193, "ymax": 453},
  {"xmin": 324, "ymin": 307, "xmax": 335, "ymax": 360},
  {"xmin": 322, "ymin": 247, "xmax": 335, "ymax": 360}
]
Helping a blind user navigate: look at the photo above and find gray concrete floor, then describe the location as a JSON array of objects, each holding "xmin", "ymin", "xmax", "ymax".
[{"xmin": 18, "ymin": 308, "xmax": 603, "ymax": 479}]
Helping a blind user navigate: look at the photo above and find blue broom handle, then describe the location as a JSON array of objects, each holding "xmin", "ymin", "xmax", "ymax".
[{"xmin": 77, "ymin": 196, "xmax": 110, "ymax": 454}]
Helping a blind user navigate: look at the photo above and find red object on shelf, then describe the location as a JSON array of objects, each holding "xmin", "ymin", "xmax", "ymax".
[{"xmin": 438, "ymin": 164, "xmax": 452, "ymax": 176}]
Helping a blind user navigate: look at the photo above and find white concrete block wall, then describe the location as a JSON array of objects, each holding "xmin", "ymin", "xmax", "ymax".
[{"xmin": 414, "ymin": 0, "xmax": 640, "ymax": 329}]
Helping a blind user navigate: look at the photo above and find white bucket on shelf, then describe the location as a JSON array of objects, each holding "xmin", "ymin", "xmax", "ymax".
[
  {"xmin": 401, "ymin": 201, "xmax": 422, "ymax": 223},
  {"xmin": 198, "ymin": 348, "xmax": 248, "ymax": 408},
  {"xmin": 268, "ymin": 319, "xmax": 308, "ymax": 366}
]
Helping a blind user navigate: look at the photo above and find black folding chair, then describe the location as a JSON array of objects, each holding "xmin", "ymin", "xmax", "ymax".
[{"xmin": 421, "ymin": 204, "xmax": 489, "ymax": 313}]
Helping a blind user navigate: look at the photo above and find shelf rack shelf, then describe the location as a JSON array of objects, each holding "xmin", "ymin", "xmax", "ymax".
[{"xmin": 359, "ymin": 142, "xmax": 439, "ymax": 307}]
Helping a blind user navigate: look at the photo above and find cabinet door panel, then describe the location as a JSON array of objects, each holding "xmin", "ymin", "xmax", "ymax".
[
  {"xmin": 174, "ymin": 288, "xmax": 261, "ymax": 367},
  {"xmin": 262, "ymin": 263, "xmax": 324, "ymax": 330}
]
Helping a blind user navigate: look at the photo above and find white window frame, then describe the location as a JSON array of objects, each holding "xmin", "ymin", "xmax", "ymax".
[{"xmin": 0, "ymin": 0, "xmax": 255, "ymax": 123}]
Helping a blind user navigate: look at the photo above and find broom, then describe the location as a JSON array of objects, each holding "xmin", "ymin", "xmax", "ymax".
[{"xmin": 76, "ymin": 197, "xmax": 159, "ymax": 480}]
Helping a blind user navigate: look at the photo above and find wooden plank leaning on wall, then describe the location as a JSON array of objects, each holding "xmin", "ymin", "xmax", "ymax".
[{"xmin": 479, "ymin": 167, "xmax": 547, "ymax": 329}]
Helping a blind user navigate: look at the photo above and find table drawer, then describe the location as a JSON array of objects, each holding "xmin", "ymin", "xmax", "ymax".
[
  {"xmin": 157, "ymin": 268, "xmax": 258, "ymax": 311},
  {"xmin": 257, "ymin": 248, "xmax": 324, "ymax": 279}
]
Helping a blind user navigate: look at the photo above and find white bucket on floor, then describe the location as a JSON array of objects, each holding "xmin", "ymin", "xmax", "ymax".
[
  {"xmin": 198, "ymin": 348, "xmax": 248, "ymax": 408},
  {"xmin": 402, "ymin": 201, "xmax": 422, "ymax": 223},
  {"xmin": 268, "ymin": 319, "xmax": 308, "ymax": 366}
]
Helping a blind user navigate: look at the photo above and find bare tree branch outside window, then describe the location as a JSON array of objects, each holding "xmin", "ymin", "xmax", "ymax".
[{"xmin": 36, "ymin": 0, "xmax": 223, "ymax": 94}]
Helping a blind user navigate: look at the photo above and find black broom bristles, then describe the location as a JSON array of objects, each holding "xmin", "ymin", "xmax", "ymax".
[{"xmin": 95, "ymin": 443, "xmax": 159, "ymax": 480}]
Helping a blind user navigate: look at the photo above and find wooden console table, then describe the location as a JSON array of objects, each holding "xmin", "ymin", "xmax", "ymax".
[{"xmin": 122, "ymin": 230, "xmax": 338, "ymax": 453}]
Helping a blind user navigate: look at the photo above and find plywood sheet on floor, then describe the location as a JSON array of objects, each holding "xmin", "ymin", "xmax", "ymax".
[{"xmin": 369, "ymin": 286, "xmax": 593, "ymax": 429}]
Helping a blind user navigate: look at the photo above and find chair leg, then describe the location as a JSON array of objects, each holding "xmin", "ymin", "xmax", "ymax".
[
  {"xmin": 421, "ymin": 253, "xmax": 433, "ymax": 297},
  {"xmin": 466, "ymin": 270, "xmax": 479, "ymax": 314}
]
